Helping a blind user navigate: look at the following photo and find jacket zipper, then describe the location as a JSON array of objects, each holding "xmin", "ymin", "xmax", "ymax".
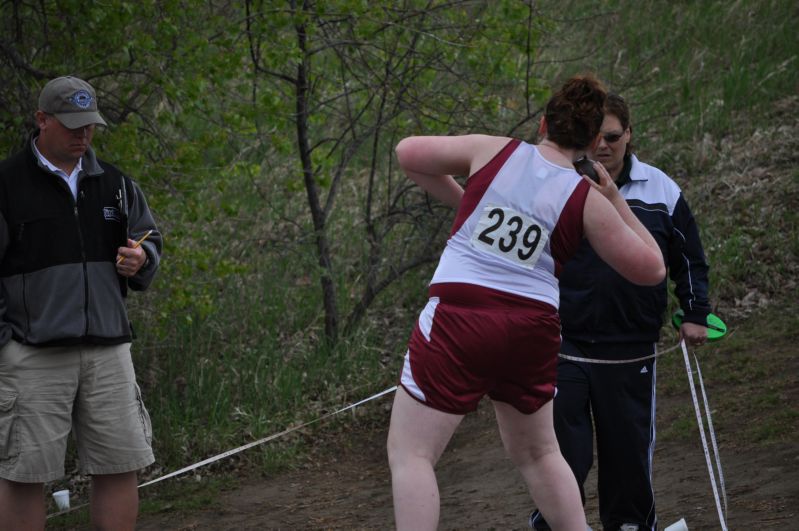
[{"xmin": 75, "ymin": 194, "xmax": 90, "ymax": 337}]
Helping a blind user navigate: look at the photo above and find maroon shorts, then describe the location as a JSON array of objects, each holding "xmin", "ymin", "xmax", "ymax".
[{"xmin": 399, "ymin": 282, "xmax": 561, "ymax": 415}]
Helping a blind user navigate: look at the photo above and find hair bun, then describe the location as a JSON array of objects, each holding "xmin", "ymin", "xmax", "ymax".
[{"xmin": 543, "ymin": 74, "xmax": 607, "ymax": 150}]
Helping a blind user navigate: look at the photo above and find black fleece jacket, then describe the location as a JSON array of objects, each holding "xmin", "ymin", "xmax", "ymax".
[{"xmin": 0, "ymin": 135, "xmax": 162, "ymax": 347}]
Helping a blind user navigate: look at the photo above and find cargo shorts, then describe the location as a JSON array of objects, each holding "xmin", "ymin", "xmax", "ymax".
[{"xmin": 0, "ymin": 340, "xmax": 154, "ymax": 483}]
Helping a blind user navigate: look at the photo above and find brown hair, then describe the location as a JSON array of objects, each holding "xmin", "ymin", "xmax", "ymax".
[
  {"xmin": 544, "ymin": 74, "xmax": 607, "ymax": 150},
  {"xmin": 605, "ymin": 92, "xmax": 634, "ymax": 155}
]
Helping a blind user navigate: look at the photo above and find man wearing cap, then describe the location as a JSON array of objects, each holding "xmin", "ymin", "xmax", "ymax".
[{"xmin": 0, "ymin": 76, "xmax": 162, "ymax": 529}]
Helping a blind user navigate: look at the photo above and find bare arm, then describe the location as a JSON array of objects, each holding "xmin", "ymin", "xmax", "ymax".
[
  {"xmin": 395, "ymin": 135, "xmax": 510, "ymax": 207},
  {"xmin": 582, "ymin": 162, "xmax": 666, "ymax": 286}
]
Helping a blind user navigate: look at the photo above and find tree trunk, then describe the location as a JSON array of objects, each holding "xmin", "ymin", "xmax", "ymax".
[{"xmin": 294, "ymin": 11, "xmax": 339, "ymax": 342}]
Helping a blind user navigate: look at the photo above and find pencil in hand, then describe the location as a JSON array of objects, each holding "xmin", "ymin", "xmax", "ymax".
[{"xmin": 117, "ymin": 229, "xmax": 153, "ymax": 265}]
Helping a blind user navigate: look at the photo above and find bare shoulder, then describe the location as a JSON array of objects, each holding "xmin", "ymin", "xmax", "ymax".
[{"xmin": 466, "ymin": 135, "xmax": 515, "ymax": 177}]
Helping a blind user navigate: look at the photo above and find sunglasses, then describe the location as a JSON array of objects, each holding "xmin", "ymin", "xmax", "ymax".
[{"xmin": 602, "ymin": 131, "xmax": 625, "ymax": 143}]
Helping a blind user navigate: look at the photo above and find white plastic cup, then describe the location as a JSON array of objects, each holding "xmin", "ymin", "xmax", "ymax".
[
  {"xmin": 52, "ymin": 489, "xmax": 70, "ymax": 511},
  {"xmin": 664, "ymin": 518, "xmax": 689, "ymax": 531}
]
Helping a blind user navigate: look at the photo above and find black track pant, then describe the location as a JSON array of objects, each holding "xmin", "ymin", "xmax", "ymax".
[{"xmin": 531, "ymin": 339, "xmax": 658, "ymax": 531}]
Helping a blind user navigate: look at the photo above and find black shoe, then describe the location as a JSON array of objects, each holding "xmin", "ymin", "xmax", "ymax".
[
  {"xmin": 528, "ymin": 509, "xmax": 594, "ymax": 531},
  {"xmin": 528, "ymin": 509, "xmax": 551, "ymax": 530}
]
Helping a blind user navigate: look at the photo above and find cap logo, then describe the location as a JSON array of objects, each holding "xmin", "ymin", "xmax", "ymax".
[{"xmin": 68, "ymin": 90, "xmax": 94, "ymax": 109}]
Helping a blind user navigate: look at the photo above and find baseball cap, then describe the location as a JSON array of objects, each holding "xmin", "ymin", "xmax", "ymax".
[{"xmin": 38, "ymin": 76, "xmax": 107, "ymax": 129}]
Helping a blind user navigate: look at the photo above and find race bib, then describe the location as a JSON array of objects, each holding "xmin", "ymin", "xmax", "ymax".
[{"xmin": 470, "ymin": 204, "xmax": 549, "ymax": 269}]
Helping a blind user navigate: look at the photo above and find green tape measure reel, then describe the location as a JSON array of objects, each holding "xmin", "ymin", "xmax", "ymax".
[{"xmin": 671, "ymin": 309, "xmax": 727, "ymax": 341}]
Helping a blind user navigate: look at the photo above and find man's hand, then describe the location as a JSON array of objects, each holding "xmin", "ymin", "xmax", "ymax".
[
  {"xmin": 116, "ymin": 239, "xmax": 147, "ymax": 277},
  {"xmin": 680, "ymin": 321, "xmax": 708, "ymax": 347}
]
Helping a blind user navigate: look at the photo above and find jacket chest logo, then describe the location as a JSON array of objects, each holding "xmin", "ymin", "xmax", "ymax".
[{"xmin": 103, "ymin": 206, "xmax": 122, "ymax": 222}]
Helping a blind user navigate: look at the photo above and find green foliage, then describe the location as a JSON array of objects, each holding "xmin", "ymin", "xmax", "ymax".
[{"xmin": 596, "ymin": 1, "xmax": 796, "ymax": 168}]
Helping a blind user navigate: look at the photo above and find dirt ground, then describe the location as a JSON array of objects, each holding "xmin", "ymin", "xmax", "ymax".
[{"xmin": 131, "ymin": 385, "xmax": 798, "ymax": 531}]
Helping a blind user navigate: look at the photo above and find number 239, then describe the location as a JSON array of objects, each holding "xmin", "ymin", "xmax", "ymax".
[{"xmin": 473, "ymin": 206, "xmax": 547, "ymax": 265}]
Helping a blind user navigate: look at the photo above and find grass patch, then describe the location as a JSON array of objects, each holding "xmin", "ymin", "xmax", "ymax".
[{"xmin": 656, "ymin": 298, "xmax": 799, "ymax": 446}]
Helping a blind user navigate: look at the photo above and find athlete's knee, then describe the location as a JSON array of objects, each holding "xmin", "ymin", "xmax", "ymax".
[
  {"xmin": 505, "ymin": 439, "xmax": 560, "ymax": 467},
  {"xmin": 388, "ymin": 441, "xmax": 438, "ymax": 477},
  {"xmin": 389, "ymin": 447, "xmax": 433, "ymax": 473}
]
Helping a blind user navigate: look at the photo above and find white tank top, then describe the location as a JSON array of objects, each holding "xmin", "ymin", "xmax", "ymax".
[{"xmin": 430, "ymin": 139, "xmax": 589, "ymax": 308}]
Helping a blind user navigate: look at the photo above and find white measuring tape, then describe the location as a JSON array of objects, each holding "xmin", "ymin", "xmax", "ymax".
[
  {"xmin": 557, "ymin": 342, "xmax": 680, "ymax": 364},
  {"xmin": 140, "ymin": 385, "xmax": 397, "ymax": 488},
  {"xmin": 681, "ymin": 339, "xmax": 728, "ymax": 530},
  {"xmin": 47, "ymin": 385, "xmax": 398, "ymax": 519}
]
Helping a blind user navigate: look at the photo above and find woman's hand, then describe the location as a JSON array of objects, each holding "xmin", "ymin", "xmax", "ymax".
[{"xmin": 581, "ymin": 160, "xmax": 620, "ymax": 201}]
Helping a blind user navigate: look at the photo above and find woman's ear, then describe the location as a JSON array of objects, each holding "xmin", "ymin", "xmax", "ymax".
[{"xmin": 537, "ymin": 116, "xmax": 547, "ymax": 139}]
